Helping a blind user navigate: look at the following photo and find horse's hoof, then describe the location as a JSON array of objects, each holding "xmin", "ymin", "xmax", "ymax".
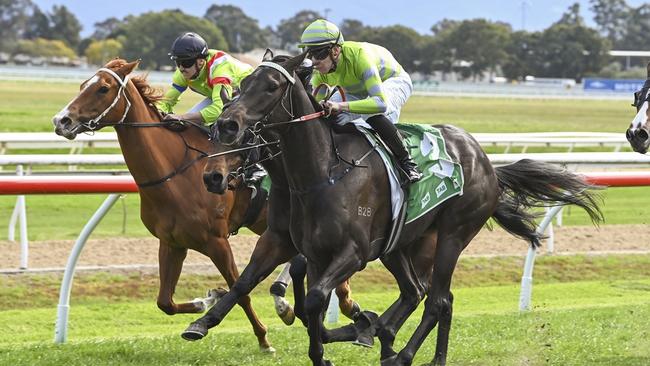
[
  {"xmin": 351, "ymin": 333, "xmax": 374, "ymax": 348},
  {"xmin": 279, "ymin": 306, "xmax": 296, "ymax": 326},
  {"xmin": 181, "ymin": 323, "xmax": 207, "ymax": 341},
  {"xmin": 344, "ymin": 301, "xmax": 361, "ymax": 320},
  {"xmin": 210, "ymin": 288, "xmax": 228, "ymax": 301},
  {"xmin": 273, "ymin": 296, "xmax": 296, "ymax": 326},
  {"xmin": 323, "ymin": 360, "xmax": 334, "ymax": 366},
  {"xmin": 260, "ymin": 345, "xmax": 276, "ymax": 353}
]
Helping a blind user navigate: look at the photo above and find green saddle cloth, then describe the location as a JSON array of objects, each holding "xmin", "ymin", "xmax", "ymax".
[{"xmin": 397, "ymin": 123, "xmax": 464, "ymax": 223}]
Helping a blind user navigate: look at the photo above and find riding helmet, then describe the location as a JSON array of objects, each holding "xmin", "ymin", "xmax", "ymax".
[
  {"xmin": 169, "ymin": 32, "xmax": 209, "ymax": 60},
  {"xmin": 298, "ymin": 19, "xmax": 344, "ymax": 48}
]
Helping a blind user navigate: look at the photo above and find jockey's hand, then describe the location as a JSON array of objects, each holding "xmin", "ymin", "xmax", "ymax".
[
  {"xmin": 321, "ymin": 100, "xmax": 342, "ymax": 116},
  {"xmin": 162, "ymin": 113, "xmax": 182, "ymax": 122}
]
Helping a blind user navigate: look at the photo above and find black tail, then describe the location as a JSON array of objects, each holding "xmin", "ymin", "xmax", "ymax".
[{"xmin": 492, "ymin": 159, "xmax": 604, "ymax": 248}]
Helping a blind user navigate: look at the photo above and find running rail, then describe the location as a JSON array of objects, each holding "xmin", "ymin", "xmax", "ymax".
[
  {"xmin": 519, "ymin": 171, "xmax": 650, "ymax": 311},
  {"xmin": 2, "ymin": 172, "xmax": 650, "ymax": 339}
]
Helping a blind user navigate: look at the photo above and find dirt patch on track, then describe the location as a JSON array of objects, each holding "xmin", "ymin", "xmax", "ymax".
[{"xmin": 1, "ymin": 225, "xmax": 649, "ymax": 271}]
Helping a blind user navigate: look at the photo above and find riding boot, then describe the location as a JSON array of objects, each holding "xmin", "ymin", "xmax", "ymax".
[{"xmin": 366, "ymin": 115, "xmax": 423, "ymax": 185}]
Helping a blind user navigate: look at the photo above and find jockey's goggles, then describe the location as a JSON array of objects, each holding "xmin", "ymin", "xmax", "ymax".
[
  {"xmin": 175, "ymin": 58, "xmax": 197, "ymax": 68},
  {"xmin": 307, "ymin": 46, "xmax": 333, "ymax": 61}
]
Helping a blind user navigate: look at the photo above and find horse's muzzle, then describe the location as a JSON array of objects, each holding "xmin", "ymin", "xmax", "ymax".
[
  {"xmin": 203, "ymin": 171, "xmax": 228, "ymax": 194},
  {"xmin": 52, "ymin": 115, "xmax": 80, "ymax": 140},
  {"xmin": 626, "ymin": 127, "xmax": 650, "ymax": 154},
  {"xmin": 217, "ymin": 119, "xmax": 241, "ymax": 146}
]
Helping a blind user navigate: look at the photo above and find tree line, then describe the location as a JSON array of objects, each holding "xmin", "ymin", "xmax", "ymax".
[{"xmin": 0, "ymin": 0, "xmax": 648, "ymax": 81}]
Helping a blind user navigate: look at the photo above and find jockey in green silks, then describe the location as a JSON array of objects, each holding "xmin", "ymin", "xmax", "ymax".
[{"xmin": 299, "ymin": 19, "xmax": 422, "ymax": 184}]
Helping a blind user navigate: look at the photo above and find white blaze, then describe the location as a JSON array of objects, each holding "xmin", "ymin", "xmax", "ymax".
[
  {"xmin": 630, "ymin": 89, "xmax": 650, "ymax": 130},
  {"xmin": 53, "ymin": 75, "xmax": 100, "ymax": 121}
]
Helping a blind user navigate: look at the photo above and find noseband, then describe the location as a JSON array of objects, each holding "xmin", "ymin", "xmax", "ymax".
[{"xmin": 77, "ymin": 67, "xmax": 132, "ymax": 132}]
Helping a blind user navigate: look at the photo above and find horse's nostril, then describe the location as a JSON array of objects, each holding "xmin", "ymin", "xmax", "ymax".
[
  {"xmin": 222, "ymin": 120, "xmax": 239, "ymax": 135},
  {"xmin": 203, "ymin": 172, "xmax": 224, "ymax": 189},
  {"xmin": 59, "ymin": 116, "xmax": 72, "ymax": 126},
  {"xmin": 636, "ymin": 128, "xmax": 649, "ymax": 141}
]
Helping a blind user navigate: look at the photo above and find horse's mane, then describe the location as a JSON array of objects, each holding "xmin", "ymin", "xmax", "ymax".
[{"xmin": 105, "ymin": 59, "xmax": 164, "ymax": 106}]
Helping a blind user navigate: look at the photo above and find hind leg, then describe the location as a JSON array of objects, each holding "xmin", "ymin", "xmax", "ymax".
[
  {"xmin": 270, "ymin": 261, "xmax": 296, "ymax": 325},
  {"xmin": 389, "ymin": 210, "xmax": 490, "ymax": 365},
  {"xmin": 335, "ymin": 279, "xmax": 361, "ymax": 320},
  {"xmin": 375, "ymin": 234, "xmax": 435, "ymax": 362}
]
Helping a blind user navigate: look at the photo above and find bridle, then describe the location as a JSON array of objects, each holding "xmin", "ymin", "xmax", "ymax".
[
  {"xmin": 632, "ymin": 79, "xmax": 650, "ymax": 112},
  {"xmin": 73, "ymin": 66, "xmax": 212, "ymax": 188},
  {"xmin": 212, "ymin": 59, "xmax": 376, "ymax": 194},
  {"xmin": 72, "ymin": 67, "xmax": 132, "ymax": 134}
]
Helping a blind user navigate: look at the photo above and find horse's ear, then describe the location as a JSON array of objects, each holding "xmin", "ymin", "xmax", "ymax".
[
  {"xmin": 220, "ymin": 86, "xmax": 232, "ymax": 105},
  {"xmin": 262, "ymin": 48, "xmax": 274, "ymax": 61},
  {"xmin": 646, "ymin": 62, "xmax": 650, "ymax": 78},
  {"xmin": 283, "ymin": 51, "xmax": 307, "ymax": 74},
  {"xmin": 116, "ymin": 59, "xmax": 140, "ymax": 78}
]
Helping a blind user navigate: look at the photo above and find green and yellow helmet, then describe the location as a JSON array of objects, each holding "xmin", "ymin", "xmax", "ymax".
[{"xmin": 298, "ymin": 19, "xmax": 344, "ymax": 48}]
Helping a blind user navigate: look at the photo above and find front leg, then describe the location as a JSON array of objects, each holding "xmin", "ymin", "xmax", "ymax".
[
  {"xmin": 182, "ymin": 230, "xmax": 296, "ymax": 340},
  {"xmin": 305, "ymin": 246, "xmax": 363, "ymax": 366}
]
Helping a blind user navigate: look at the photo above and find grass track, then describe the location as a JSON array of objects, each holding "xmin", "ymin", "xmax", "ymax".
[{"xmin": 2, "ymin": 254, "xmax": 650, "ymax": 365}]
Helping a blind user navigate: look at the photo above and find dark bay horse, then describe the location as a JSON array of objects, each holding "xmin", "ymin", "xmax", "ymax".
[
  {"xmin": 627, "ymin": 62, "xmax": 650, "ymax": 154},
  {"xmin": 51, "ymin": 59, "xmax": 274, "ymax": 352},
  {"xmin": 184, "ymin": 52, "xmax": 603, "ymax": 366},
  {"xmin": 204, "ymin": 131, "xmax": 362, "ymax": 328}
]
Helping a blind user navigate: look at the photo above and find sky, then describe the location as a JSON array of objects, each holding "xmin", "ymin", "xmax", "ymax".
[{"xmin": 32, "ymin": 0, "xmax": 648, "ymax": 37}]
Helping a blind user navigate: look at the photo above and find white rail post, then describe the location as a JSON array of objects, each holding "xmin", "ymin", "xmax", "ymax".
[
  {"xmin": 326, "ymin": 289, "xmax": 339, "ymax": 324},
  {"xmin": 54, "ymin": 193, "xmax": 121, "ymax": 344},
  {"xmin": 519, "ymin": 205, "xmax": 563, "ymax": 311},
  {"xmin": 8, "ymin": 165, "xmax": 29, "ymax": 269},
  {"xmin": 546, "ymin": 206, "xmax": 555, "ymax": 254},
  {"xmin": 8, "ymin": 165, "xmax": 23, "ymax": 241}
]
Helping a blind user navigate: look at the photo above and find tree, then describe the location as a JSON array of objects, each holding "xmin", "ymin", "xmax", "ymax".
[
  {"xmin": 23, "ymin": 6, "xmax": 49, "ymax": 39},
  {"xmin": 14, "ymin": 38, "xmax": 76, "ymax": 58},
  {"xmin": 276, "ymin": 10, "xmax": 321, "ymax": 49},
  {"xmin": 501, "ymin": 31, "xmax": 543, "ymax": 80},
  {"xmin": 554, "ymin": 2, "xmax": 585, "ymax": 26},
  {"xmin": 0, "ymin": 0, "xmax": 34, "ymax": 51},
  {"xmin": 92, "ymin": 17, "xmax": 124, "ymax": 40},
  {"xmin": 590, "ymin": 0, "xmax": 630, "ymax": 47},
  {"xmin": 444, "ymin": 19, "xmax": 512, "ymax": 80},
  {"xmin": 423, "ymin": 21, "xmax": 461, "ymax": 79},
  {"xmin": 339, "ymin": 19, "xmax": 367, "ymax": 41},
  {"xmin": 536, "ymin": 23, "xmax": 609, "ymax": 80},
  {"xmin": 48, "ymin": 5, "xmax": 82, "ymax": 49},
  {"xmin": 617, "ymin": 4, "xmax": 650, "ymax": 52},
  {"xmin": 204, "ymin": 5, "xmax": 265, "ymax": 52},
  {"xmin": 430, "ymin": 19, "xmax": 461, "ymax": 36},
  {"xmin": 116, "ymin": 10, "xmax": 227, "ymax": 69},
  {"xmin": 84, "ymin": 39, "xmax": 123, "ymax": 66},
  {"xmin": 360, "ymin": 25, "xmax": 424, "ymax": 72}
]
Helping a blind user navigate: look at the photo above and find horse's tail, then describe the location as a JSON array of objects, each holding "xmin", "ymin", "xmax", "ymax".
[{"xmin": 492, "ymin": 159, "xmax": 604, "ymax": 248}]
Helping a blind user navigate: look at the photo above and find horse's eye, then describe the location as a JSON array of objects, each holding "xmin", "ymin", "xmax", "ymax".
[
  {"xmin": 268, "ymin": 82, "xmax": 280, "ymax": 92},
  {"xmin": 98, "ymin": 86, "xmax": 110, "ymax": 94}
]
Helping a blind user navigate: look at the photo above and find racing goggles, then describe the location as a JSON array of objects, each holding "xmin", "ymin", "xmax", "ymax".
[{"xmin": 176, "ymin": 58, "xmax": 197, "ymax": 68}]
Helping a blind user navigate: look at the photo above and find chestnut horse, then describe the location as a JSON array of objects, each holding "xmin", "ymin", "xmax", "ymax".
[
  {"xmin": 627, "ymin": 62, "xmax": 650, "ymax": 154},
  {"xmin": 51, "ymin": 59, "xmax": 273, "ymax": 352},
  {"xmin": 183, "ymin": 52, "xmax": 603, "ymax": 366}
]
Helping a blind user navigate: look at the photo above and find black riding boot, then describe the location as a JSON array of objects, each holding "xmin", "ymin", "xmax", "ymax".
[{"xmin": 367, "ymin": 115, "xmax": 422, "ymax": 185}]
